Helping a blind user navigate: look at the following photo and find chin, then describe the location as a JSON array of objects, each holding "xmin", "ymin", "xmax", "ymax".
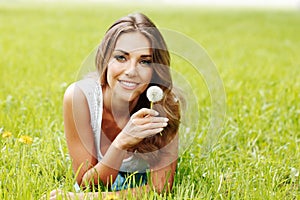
[{"xmin": 114, "ymin": 91, "xmax": 137, "ymax": 102}]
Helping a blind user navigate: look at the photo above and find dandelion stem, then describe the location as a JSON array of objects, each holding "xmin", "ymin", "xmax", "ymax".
[{"xmin": 149, "ymin": 101, "xmax": 162, "ymax": 136}]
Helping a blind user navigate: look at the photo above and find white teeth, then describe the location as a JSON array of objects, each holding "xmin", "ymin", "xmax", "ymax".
[{"xmin": 120, "ymin": 80, "xmax": 138, "ymax": 87}]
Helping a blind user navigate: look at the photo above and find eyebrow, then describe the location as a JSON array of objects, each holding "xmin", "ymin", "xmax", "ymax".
[
  {"xmin": 114, "ymin": 49, "xmax": 129, "ymax": 55},
  {"xmin": 114, "ymin": 49, "xmax": 152, "ymax": 58}
]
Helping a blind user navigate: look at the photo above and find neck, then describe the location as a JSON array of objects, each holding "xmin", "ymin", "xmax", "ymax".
[{"xmin": 103, "ymin": 86, "xmax": 138, "ymax": 119}]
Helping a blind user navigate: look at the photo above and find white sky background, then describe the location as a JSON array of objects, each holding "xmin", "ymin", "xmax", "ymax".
[
  {"xmin": 58, "ymin": 0, "xmax": 300, "ymax": 9},
  {"xmin": 162, "ymin": 0, "xmax": 300, "ymax": 9},
  {"xmin": 6, "ymin": 0, "xmax": 300, "ymax": 9}
]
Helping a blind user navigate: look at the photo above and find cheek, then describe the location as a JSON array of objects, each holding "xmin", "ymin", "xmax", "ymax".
[
  {"xmin": 139, "ymin": 68, "xmax": 153, "ymax": 83},
  {"xmin": 107, "ymin": 62, "xmax": 122, "ymax": 80}
]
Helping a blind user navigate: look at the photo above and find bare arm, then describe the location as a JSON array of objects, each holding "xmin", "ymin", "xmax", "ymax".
[
  {"xmin": 84, "ymin": 135, "xmax": 179, "ymax": 197},
  {"xmin": 149, "ymin": 137, "xmax": 178, "ymax": 193},
  {"xmin": 81, "ymin": 108, "xmax": 169, "ymax": 186},
  {"xmin": 50, "ymin": 125, "xmax": 178, "ymax": 199},
  {"xmin": 63, "ymin": 83, "xmax": 97, "ymax": 185},
  {"xmin": 64, "ymin": 84, "xmax": 126, "ymax": 186},
  {"xmin": 64, "ymin": 84, "xmax": 169, "ymax": 187},
  {"xmin": 50, "ymin": 158, "xmax": 177, "ymax": 199}
]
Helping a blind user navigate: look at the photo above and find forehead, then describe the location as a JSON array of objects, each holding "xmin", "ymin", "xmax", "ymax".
[{"xmin": 114, "ymin": 32, "xmax": 151, "ymax": 54}]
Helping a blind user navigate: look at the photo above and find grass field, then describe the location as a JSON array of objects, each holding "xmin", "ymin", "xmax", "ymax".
[{"xmin": 0, "ymin": 2, "xmax": 300, "ymax": 199}]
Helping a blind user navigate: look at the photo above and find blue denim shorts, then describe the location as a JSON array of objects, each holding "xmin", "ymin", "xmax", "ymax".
[
  {"xmin": 111, "ymin": 171, "xmax": 148, "ymax": 191},
  {"xmin": 74, "ymin": 171, "xmax": 148, "ymax": 192}
]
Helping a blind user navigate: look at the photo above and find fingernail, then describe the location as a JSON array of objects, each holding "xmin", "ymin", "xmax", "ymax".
[
  {"xmin": 164, "ymin": 118, "xmax": 169, "ymax": 122},
  {"xmin": 163, "ymin": 122, "xmax": 168, "ymax": 127},
  {"xmin": 154, "ymin": 111, "xmax": 159, "ymax": 116}
]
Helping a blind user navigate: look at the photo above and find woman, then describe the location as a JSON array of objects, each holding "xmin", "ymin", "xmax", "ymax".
[{"xmin": 50, "ymin": 12, "xmax": 180, "ymax": 199}]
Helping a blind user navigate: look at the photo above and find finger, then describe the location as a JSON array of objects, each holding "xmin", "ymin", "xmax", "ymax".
[
  {"xmin": 132, "ymin": 117, "xmax": 168, "ymax": 125},
  {"xmin": 133, "ymin": 128, "xmax": 164, "ymax": 138},
  {"xmin": 141, "ymin": 128, "xmax": 164, "ymax": 138},
  {"xmin": 125, "ymin": 123, "xmax": 166, "ymax": 139},
  {"xmin": 50, "ymin": 189, "xmax": 60, "ymax": 197},
  {"xmin": 139, "ymin": 122, "xmax": 168, "ymax": 131},
  {"xmin": 122, "ymin": 122, "xmax": 166, "ymax": 139},
  {"xmin": 39, "ymin": 194, "xmax": 47, "ymax": 200},
  {"xmin": 132, "ymin": 108, "xmax": 159, "ymax": 118}
]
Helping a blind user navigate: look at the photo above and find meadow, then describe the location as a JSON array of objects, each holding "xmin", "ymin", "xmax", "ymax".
[{"xmin": 0, "ymin": 2, "xmax": 299, "ymax": 199}]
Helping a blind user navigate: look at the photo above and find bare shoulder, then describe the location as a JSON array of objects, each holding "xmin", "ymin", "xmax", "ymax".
[
  {"xmin": 63, "ymin": 82, "xmax": 87, "ymax": 106},
  {"xmin": 63, "ymin": 82, "xmax": 90, "ymax": 125},
  {"xmin": 63, "ymin": 82, "xmax": 91, "ymax": 137}
]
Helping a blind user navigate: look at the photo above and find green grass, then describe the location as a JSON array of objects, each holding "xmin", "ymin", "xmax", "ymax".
[{"xmin": 1, "ymin": 2, "xmax": 300, "ymax": 199}]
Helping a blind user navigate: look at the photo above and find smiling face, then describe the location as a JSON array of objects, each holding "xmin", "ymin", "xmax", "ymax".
[{"xmin": 106, "ymin": 31, "xmax": 153, "ymax": 103}]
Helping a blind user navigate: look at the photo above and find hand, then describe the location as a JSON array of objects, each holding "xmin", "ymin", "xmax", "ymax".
[
  {"xmin": 46, "ymin": 189, "xmax": 116, "ymax": 200},
  {"xmin": 114, "ymin": 108, "xmax": 168, "ymax": 150},
  {"xmin": 47, "ymin": 189, "xmax": 77, "ymax": 200}
]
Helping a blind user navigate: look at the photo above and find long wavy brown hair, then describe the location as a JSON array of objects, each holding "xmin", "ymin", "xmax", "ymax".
[{"xmin": 95, "ymin": 13, "xmax": 181, "ymax": 163}]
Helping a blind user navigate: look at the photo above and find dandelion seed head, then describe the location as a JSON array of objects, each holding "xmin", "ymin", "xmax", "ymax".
[{"xmin": 146, "ymin": 86, "xmax": 163, "ymax": 103}]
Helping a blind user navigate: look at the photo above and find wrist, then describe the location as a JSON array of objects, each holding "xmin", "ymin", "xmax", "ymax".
[
  {"xmin": 113, "ymin": 133, "xmax": 128, "ymax": 150},
  {"xmin": 81, "ymin": 168, "xmax": 94, "ymax": 187},
  {"xmin": 113, "ymin": 136, "xmax": 127, "ymax": 150}
]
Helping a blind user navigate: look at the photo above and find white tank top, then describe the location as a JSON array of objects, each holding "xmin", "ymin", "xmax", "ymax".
[{"xmin": 76, "ymin": 78, "xmax": 149, "ymax": 173}]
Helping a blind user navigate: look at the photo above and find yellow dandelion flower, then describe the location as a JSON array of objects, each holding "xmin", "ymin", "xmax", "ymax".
[
  {"xmin": 104, "ymin": 194, "xmax": 119, "ymax": 200},
  {"xmin": 2, "ymin": 131, "xmax": 12, "ymax": 138},
  {"xmin": 18, "ymin": 135, "xmax": 33, "ymax": 144}
]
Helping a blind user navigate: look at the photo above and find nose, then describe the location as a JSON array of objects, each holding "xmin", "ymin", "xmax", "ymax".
[{"xmin": 124, "ymin": 60, "xmax": 138, "ymax": 77}]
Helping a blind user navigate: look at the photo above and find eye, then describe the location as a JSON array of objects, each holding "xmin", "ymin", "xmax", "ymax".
[
  {"xmin": 114, "ymin": 55, "xmax": 127, "ymax": 63},
  {"xmin": 140, "ymin": 59, "xmax": 152, "ymax": 66}
]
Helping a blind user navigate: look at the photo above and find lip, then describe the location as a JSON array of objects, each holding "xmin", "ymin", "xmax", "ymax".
[{"xmin": 118, "ymin": 80, "xmax": 140, "ymax": 90}]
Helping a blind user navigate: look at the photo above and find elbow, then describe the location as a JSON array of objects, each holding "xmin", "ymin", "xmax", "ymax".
[
  {"xmin": 153, "ymin": 185, "xmax": 173, "ymax": 195},
  {"xmin": 152, "ymin": 179, "xmax": 174, "ymax": 194},
  {"xmin": 80, "ymin": 169, "xmax": 117, "ymax": 188},
  {"xmin": 76, "ymin": 176, "xmax": 83, "ymax": 187}
]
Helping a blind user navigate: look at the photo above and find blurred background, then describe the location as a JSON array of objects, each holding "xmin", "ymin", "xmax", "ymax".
[{"xmin": 1, "ymin": 0, "xmax": 300, "ymax": 9}]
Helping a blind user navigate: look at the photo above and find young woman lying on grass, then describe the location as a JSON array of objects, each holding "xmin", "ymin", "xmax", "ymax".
[{"xmin": 49, "ymin": 12, "xmax": 181, "ymax": 199}]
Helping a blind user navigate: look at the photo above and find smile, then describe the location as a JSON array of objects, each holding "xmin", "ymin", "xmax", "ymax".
[{"xmin": 118, "ymin": 80, "xmax": 139, "ymax": 89}]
